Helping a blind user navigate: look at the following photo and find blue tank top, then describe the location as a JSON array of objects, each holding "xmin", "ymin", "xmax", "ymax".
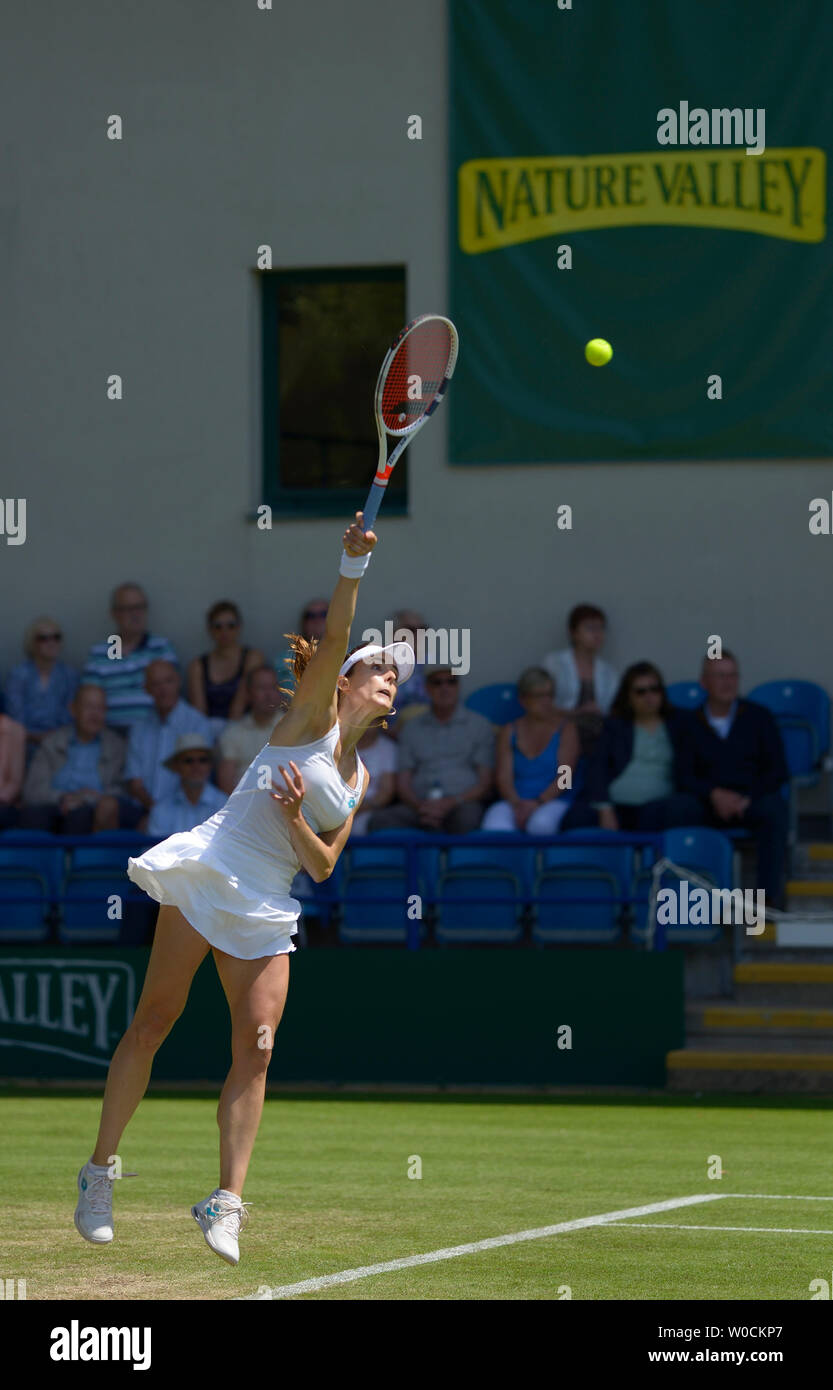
[
  {"xmin": 201, "ymin": 647, "xmax": 249, "ymax": 719},
  {"xmin": 511, "ymin": 723, "xmax": 565, "ymax": 799}
]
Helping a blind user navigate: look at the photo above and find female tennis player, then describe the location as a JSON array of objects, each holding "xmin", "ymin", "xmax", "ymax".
[{"xmin": 74, "ymin": 512, "xmax": 414, "ymax": 1266}]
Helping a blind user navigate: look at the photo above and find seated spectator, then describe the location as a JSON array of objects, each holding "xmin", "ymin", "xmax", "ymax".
[
  {"xmin": 542, "ymin": 603, "xmax": 618, "ymax": 757},
  {"xmin": 146, "ymin": 734, "xmax": 226, "ymax": 839},
  {"xmin": 563, "ymin": 662, "xmax": 704, "ymax": 832},
  {"xmin": 217, "ymin": 666, "xmax": 286, "ymax": 795},
  {"xmin": 124, "ymin": 661, "xmax": 213, "ymax": 818},
  {"xmin": 5, "ymin": 617, "xmax": 79, "ymax": 758},
  {"xmin": 20, "ymin": 685, "xmax": 125, "ymax": 834},
  {"xmin": 273, "ymin": 598, "xmax": 328, "ymax": 691},
  {"xmin": 186, "ymin": 600, "xmax": 264, "ymax": 730},
  {"xmin": 349, "ymin": 724, "xmax": 397, "ymax": 836},
  {"xmin": 0, "ymin": 714, "xmax": 26, "ymax": 829},
  {"xmin": 481, "ymin": 667, "xmax": 579, "ymax": 834},
  {"xmin": 368, "ymin": 663, "xmax": 494, "ymax": 834},
  {"xmin": 383, "ymin": 608, "xmax": 431, "ymax": 740},
  {"xmin": 676, "ymin": 650, "xmax": 789, "ymax": 909},
  {"xmin": 83, "ymin": 582, "xmax": 178, "ymax": 731}
]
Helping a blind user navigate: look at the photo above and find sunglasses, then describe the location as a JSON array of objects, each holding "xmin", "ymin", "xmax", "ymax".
[
  {"xmin": 632, "ymin": 683, "xmax": 661, "ymax": 695},
  {"xmin": 36, "ymin": 632, "xmax": 62, "ymax": 641},
  {"xmin": 304, "ymin": 609, "xmax": 328, "ymax": 620},
  {"xmin": 179, "ymin": 754, "xmax": 212, "ymax": 765},
  {"xmin": 526, "ymin": 689, "xmax": 554, "ymax": 699},
  {"xmin": 428, "ymin": 676, "xmax": 457, "ymax": 687}
]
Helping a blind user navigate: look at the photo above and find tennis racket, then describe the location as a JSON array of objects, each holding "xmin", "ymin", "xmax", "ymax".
[{"xmin": 361, "ymin": 313, "xmax": 458, "ymax": 532}]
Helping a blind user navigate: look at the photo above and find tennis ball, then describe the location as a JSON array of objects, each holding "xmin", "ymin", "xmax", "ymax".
[{"xmin": 585, "ymin": 338, "xmax": 613, "ymax": 367}]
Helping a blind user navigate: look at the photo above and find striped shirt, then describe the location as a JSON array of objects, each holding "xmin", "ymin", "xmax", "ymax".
[{"xmin": 82, "ymin": 632, "xmax": 179, "ymax": 729}]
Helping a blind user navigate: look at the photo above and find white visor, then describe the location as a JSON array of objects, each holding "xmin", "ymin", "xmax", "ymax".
[{"xmin": 338, "ymin": 642, "xmax": 415, "ymax": 686}]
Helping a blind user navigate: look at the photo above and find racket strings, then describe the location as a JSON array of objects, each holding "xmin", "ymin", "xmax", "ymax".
[{"xmin": 380, "ymin": 322, "xmax": 453, "ymax": 431}]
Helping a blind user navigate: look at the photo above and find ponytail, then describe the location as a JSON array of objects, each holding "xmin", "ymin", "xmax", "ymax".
[{"xmin": 279, "ymin": 634, "xmax": 392, "ymax": 731}]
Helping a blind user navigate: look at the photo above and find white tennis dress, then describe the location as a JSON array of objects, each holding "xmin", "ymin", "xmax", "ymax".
[{"xmin": 127, "ymin": 721, "xmax": 366, "ymax": 959}]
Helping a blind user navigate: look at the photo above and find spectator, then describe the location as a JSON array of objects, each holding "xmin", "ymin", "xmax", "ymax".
[
  {"xmin": 563, "ymin": 662, "xmax": 704, "ymax": 832},
  {"xmin": 187, "ymin": 600, "xmax": 264, "ymax": 731},
  {"xmin": 383, "ymin": 608, "xmax": 431, "ymax": 739},
  {"xmin": 368, "ymin": 663, "xmax": 494, "ymax": 834},
  {"xmin": 676, "ymin": 651, "xmax": 789, "ymax": 909},
  {"xmin": 542, "ymin": 603, "xmax": 618, "ymax": 756},
  {"xmin": 83, "ymin": 582, "xmax": 178, "ymax": 731},
  {"xmin": 217, "ymin": 666, "xmax": 286, "ymax": 795},
  {"xmin": 349, "ymin": 724, "xmax": 398, "ymax": 836},
  {"xmin": 273, "ymin": 598, "xmax": 328, "ymax": 690},
  {"xmin": 481, "ymin": 667, "xmax": 579, "ymax": 834},
  {"xmin": 124, "ymin": 660, "xmax": 213, "ymax": 816},
  {"xmin": 20, "ymin": 685, "xmax": 125, "ymax": 834},
  {"xmin": 0, "ymin": 714, "xmax": 26, "ymax": 829},
  {"xmin": 4, "ymin": 617, "xmax": 79, "ymax": 758},
  {"xmin": 146, "ymin": 734, "xmax": 226, "ymax": 839}
]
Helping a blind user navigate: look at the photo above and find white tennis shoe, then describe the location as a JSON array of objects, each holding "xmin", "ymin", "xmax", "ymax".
[
  {"xmin": 192, "ymin": 1190, "xmax": 251, "ymax": 1265},
  {"xmin": 74, "ymin": 1160, "xmax": 115, "ymax": 1244}
]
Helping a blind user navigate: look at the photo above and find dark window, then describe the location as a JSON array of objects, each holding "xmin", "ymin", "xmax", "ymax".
[{"xmin": 261, "ymin": 267, "xmax": 407, "ymax": 517}]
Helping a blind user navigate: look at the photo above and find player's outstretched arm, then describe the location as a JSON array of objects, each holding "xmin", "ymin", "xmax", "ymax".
[{"xmin": 278, "ymin": 512, "xmax": 377, "ymax": 727}]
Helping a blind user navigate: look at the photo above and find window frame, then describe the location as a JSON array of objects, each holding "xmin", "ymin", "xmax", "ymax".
[{"xmin": 259, "ymin": 265, "xmax": 409, "ymax": 519}]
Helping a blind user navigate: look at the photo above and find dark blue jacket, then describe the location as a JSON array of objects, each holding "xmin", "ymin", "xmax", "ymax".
[
  {"xmin": 583, "ymin": 710, "xmax": 691, "ymax": 805},
  {"xmin": 676, "ymin": 699, "xmax": 789, "ymax": 801}
]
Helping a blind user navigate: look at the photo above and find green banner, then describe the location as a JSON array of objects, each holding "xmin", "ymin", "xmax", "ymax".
[
  {"xmin": 449, "ymin": 0, "xmax": 833, "ymax": 462},
  {"xmin": 0, "ymin": 948, "xmax": 683, "ymax": 1086}
]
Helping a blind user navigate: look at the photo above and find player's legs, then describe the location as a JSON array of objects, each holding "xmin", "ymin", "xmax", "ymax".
[
  {"xmin": 211, "ymin": 948, "xmax": 291, "ymax": 1197},
  {"xmin": 91, "ymin": 904, "xmax": 210, "ymax": 1163}
]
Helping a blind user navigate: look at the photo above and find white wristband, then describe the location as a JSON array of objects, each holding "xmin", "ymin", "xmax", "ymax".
[{"xmin": 339, "ymin": 550, "xmax": 371, "ymax": 578}]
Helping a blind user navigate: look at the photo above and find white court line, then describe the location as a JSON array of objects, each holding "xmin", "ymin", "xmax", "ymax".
[
  {"xmin": 720, "ymin": 1193, "xmax": 833, "ymax": 1201},
  {"xmin": 242, "ymin": 1192, "xmax": 727, "ymax": 1300},
  {"xmin": 607, "ymin": 1222, "xmax": 833, "ymax": 1235}
]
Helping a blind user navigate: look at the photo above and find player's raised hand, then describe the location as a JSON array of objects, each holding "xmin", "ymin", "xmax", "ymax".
[
  {"xmin": 271, "ymin": 761, "xmax": 306, "ymax": 821},
  {"xmin": 343, "ymin": 511, "xmax": 377, "ymax": 557}
]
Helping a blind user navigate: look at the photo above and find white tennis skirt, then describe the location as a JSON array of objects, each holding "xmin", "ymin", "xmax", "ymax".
[{"xmin": 127, "ymin": 833, "xmax": 302, "ymax": 961}]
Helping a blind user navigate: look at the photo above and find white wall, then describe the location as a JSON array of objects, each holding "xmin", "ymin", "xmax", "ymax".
[{"xmin": 1, "ymin": 0, "xmax": 829, "ymax": 700}]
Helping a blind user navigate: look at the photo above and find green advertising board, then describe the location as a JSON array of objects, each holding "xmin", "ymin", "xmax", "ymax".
[
  {"xmin": 0, "ymin": 947, "xmax": 684, "ymax": 1087},
  {"xmin": 449, "ymin": 0, "xmax": 833, "ymax": 463}
]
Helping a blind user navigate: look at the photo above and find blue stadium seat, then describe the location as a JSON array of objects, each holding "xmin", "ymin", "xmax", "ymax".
[
  {"xmin": 532, "ymin": 831, "xmax": 633, "ymax": 944},
  {"xmin": 67, "ymin": 831, "xmax": 149, "ymax": 871},
  {"xmin": 365, "ymin": 828, "xmax": 442, "ymax": 902},
  {"xmin": 435, "ymin": 843, "xmax": 533, "ymax": 944},
  {"xmin": 666, "ymin": 681, "xmax": 706, "ymax": 710},
  {"xmin": 464, "ymin": 683, "xmax": 525, "ymax": 725},
  {"xmin": 59, "ymin": 871, "xmax": 126, "ymax": 944},
  {"xmin": 633, "ymin": 826, "xmax": 734, "ymax": 946},
  {"xmin": 338, "ymin": 837, "xmax": 427, "ymax": 944},
  {"xmin": 747, "ymin": 679, "xmax": 831, "ymax": 837},
  {"xmin": 747, "ymin": 679, "xmax": 830, "ymax": 761},
  {"xmin": 0, "ymin": 830, "xmax": 65, "ymax": 943},
  {"xmin": 58, "ymin": 833, "xmax": 152, "ymax": 944}
]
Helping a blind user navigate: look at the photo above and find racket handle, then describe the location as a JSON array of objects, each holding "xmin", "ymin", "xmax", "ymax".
[{"xmin": 361, "ymin": 483, "xmax": 386, "ymax": 533}]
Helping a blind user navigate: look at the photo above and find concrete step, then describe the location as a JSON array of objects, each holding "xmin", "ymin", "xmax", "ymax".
[
  {"xmin": 667, "ymin": 1049, "xmax": 833, "ymax": 1093},
  {"xmin": 733, "ymin": 961, "xmax": 833, "ymax": 1005},
  {"xmin": 807, "ymin": 844, "xmax": 833, "ymax": 863},
  {"xmin": 787, "ymin": 879, "xmax": 833, "ymax": 898},
  {"xmin": 686, "ymin": 1001, "xmax": 833, "ymax": 1051}
]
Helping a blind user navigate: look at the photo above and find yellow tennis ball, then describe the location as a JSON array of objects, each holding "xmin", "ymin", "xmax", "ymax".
[{"xmin": 585, "ymin": 338, "xmax": 613, "ymax": 366}]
